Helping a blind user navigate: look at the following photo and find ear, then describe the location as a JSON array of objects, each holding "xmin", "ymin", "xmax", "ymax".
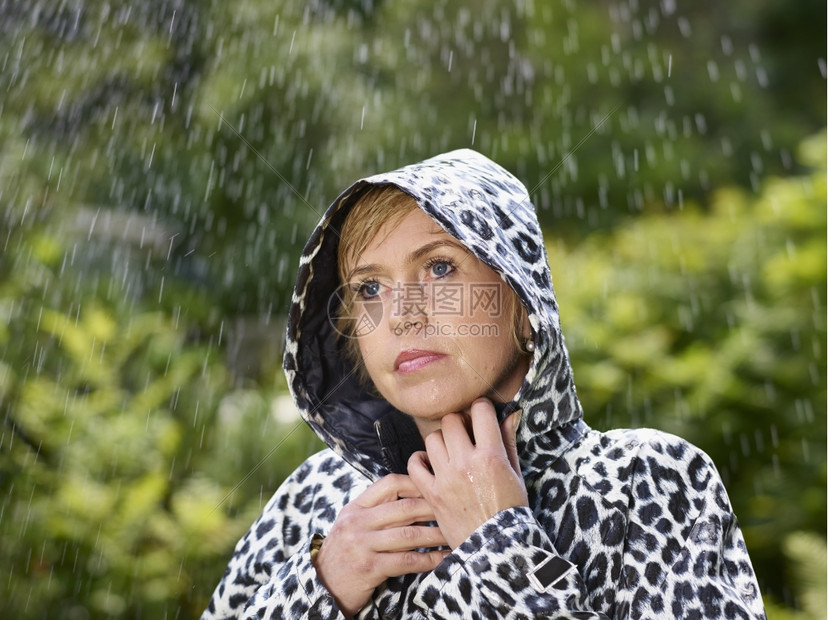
[{"xmin": 518, "ymin": 305, "xmax": 532, "ymax": 341}]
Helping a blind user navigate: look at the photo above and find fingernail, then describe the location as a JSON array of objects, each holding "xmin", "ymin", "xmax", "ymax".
[{"xmin": 512, "ymin": 409, "xmax": 523, "ymax": 433}]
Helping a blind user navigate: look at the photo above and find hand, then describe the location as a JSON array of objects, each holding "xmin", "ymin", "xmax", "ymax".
[
  {"xmin": 407, "ymin": 398, "xmax": 528, "ymax": 550},
  {"xmin": 314, "ymin": 474, "xmax": 449, "ymax": 617}
]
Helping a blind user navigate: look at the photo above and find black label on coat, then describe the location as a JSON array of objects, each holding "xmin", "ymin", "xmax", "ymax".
[{"xmin": 532, "ymin": 556, "xmax": 573, "ymax": 590}]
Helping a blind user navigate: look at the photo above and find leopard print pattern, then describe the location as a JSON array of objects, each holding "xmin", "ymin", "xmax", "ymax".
[{"xmin": 204, "ymin": 150, "xmax": 765, "ymax": 618}]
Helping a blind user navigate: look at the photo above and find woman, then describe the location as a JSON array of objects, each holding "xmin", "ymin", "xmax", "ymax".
[{"xmin": 203, "ymin": 150, "xmax": 765, "ymax": 619}]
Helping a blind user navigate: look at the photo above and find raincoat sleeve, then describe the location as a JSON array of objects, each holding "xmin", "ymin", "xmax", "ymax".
[
  {"xmin": 410, "ymin": 442, "xmax": 765, "ymax": 619},
  {"xmin": 618, "ymin": 440, "xmax": 765, "ymax": 619},
  {"xmin": 201, "ymin": 455, "xmax": 345, "ymax": 620},
  {"xmin": 411, "ymin": 505, "xmax": 601, "ymax": 618}
]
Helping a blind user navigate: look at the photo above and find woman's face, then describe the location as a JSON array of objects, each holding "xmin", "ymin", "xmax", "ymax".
[{"xmin": 344, "ymin": 207, "xmax": 529, "ymax": 436}]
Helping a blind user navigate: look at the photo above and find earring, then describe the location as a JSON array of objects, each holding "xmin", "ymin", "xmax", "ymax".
[{"xmin": 523, "ymin": 338, "xmax": 535, "ymax": 353}]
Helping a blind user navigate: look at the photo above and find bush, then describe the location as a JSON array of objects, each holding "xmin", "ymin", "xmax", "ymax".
[{"xmin": 551, "ymin": 132, "xmax": 826, "ymax": 606}]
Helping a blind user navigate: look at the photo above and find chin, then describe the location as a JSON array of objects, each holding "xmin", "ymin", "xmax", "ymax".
[{"xmin": 386, "ymin": 384, "xmax": 481, "ymax": 420}]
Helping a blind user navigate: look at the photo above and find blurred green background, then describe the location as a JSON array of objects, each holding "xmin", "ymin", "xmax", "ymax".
[{"xmin": 0, "ymin": 0, "xmax": 824, "ymax": 617}]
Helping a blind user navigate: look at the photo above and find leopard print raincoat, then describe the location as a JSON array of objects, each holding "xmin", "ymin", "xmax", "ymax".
[{"xmin": 203, "ymin": 150, "xmax": 765, "ymax": 619}]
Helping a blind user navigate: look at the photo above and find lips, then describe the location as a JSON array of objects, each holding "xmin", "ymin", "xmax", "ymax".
[{"xmin": 394, "ymin": 349, "xmax": 447, "ymax": 374}]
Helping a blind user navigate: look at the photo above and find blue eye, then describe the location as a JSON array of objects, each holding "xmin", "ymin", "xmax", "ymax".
[
  {"xmin": 358, "ymin": 281, "xmax": 381, "ymax": 299},
  {"xmin": 428, "ymin": 260, "xmax": 454, "ymax": 278}
]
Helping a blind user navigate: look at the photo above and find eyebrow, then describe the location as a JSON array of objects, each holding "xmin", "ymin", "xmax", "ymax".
[{"xmin": 346, "ymin": 238, "xmax": 469, "ymax": 282}]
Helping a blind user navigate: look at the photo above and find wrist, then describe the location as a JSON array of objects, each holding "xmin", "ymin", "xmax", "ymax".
[{"xmin": 312, "ymin": 536, "xmax": 364, "ymax": 618}]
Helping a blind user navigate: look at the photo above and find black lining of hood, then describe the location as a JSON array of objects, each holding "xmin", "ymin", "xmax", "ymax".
[
  {"xmin": 294, "ymin": 181, "xmax": 412, "ymax": 478},
  {"xmin": 374, "ymin": 402, "xmax": 523, "ymax": 476},
  {"xmin": 374, "ymin": 411, "xmax": 425, "ymax": 475}
]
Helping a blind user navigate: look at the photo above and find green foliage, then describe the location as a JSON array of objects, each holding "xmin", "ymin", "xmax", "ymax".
[
  {"xmin": 1, "ymin": 0, "xmax": 823, "ymax": 315},
  {"xmin": 1, "ymin": 279, "xmax": 223, "ymax": 615},
  {"xmin": 765, "ymin": 532, "xmax": 826, "ymax": 620},
  {"xmin": 0, "ymin": 221, "xmax": 321, "ymax": 617},
  {"xmin": 552, "ymin": 132, "xmax": 826, "ymax": 603}
]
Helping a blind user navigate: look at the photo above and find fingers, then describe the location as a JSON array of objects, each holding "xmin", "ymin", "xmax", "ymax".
[
  {"xmin": 422, "ymin": 400, "xmax": 510, "ymax": 474},
  {"xmin": 377, "ymin": 548, "xmax": 452, "ymax": 578},
  {"xmin": 353, "ymin": 472, "xmax": 442, "ymax": 529},
  {"xmin": 468, "ymin": 398, "xmax": 503, "ymax": 448},
  {"xmin": 366, "ymin": 496, "xmax": 438, "ymax": 530},
  {"xmin": 355, "ymin": 473, "xmax": 423, "ymax": 508},
  {"xmin": 423, "ymin": 427, "xmax": 449, "ymax": 469},
  {"xmin": 316, "ymin": 471, "xmax": 452, "ymax": 614},
  {"xmin": 438, "ymin": 413, "xmax": 473, "ymax": 457},
  {"xmin": 373, "ymin": 523, "xmax": 448, "ymax": 552},
  {"xmin": 500, "ymin": 410, "xmax": 522, "ymax": 475},
  {"xmin": 407, "ymin": 450, "xmax": 435, "ymax": 494}
]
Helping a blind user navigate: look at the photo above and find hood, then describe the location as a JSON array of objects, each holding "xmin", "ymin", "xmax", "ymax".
[{"xmin": 283, "ymin": 149, "xmax": 584, "ymax": 481}]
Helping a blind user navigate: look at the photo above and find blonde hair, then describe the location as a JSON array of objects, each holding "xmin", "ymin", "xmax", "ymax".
[
  {"xmin": 335, "ymin": 185, "xmax": 530, "ymax": 385},
  {"xmin": 336, "ymin": 185, "xmax": 419, "ymax": 288}
]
